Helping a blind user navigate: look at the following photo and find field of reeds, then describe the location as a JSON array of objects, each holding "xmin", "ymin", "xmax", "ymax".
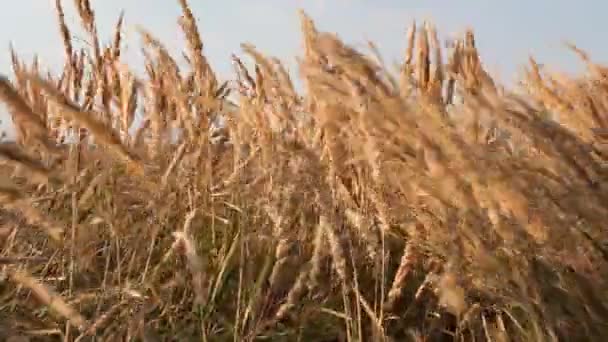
[{"xmin": 1, "ymin": 0, "xmax": 608, "ymax": 341}]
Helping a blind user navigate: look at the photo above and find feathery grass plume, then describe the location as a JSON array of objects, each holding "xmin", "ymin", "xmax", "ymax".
[
  {"xmin": 112, "ymin": 11, "xmax": 125, "ymax": 60},
  {"xmin": 426, "ymin": 23, "xmax": 445, "ymax": 105},
  {"xmin": 139, "ymin": 28, "xmax": 193, "ymax": 156},
  {"xmin": 0, "ymin": 75, "xmax": 59, "ymax": 155},
  {"xmin": 74, "ymin": 300, "xmax": 127, "ymax": 341},
  {"xmin": 415, "ymin": 22, "xmax": 431, "ymax": 93},
  {"xmin": 139, "ymin": 28, "xmax": 202, "ymax": 141},
  {"xmin": 565, "ymin": 42, "xmax": 608, "ymax": 82},
  {"xmin": 0, "ymin": 144, "xmax": 61, "ymax": 185},
  {"xmin": 241, "ymin": 44, "xmax": 295, "ymax": 105},
  {"xmin": 114, "ymin": 62, "xmax": 138, "ymax": 139},
  {"xmin": 172, "ymin": 210, "xmax": 207, "ymax": 306},
  {"xmin": 9, "ymin": 269, "xmax": 88, "ymax": 330},
  {"xmin": 2, "ymin": 3, "xmax": 608, "ymax": 341},
  {"xmin": 274, "ymin": 263, "xmax": 310, "ymax": 321},
  {"xmin": 344, "ymin": 208, "xmax": 381, "ymax": 263},
  {"xmin": 73, "ymin": 0, "xmax": 101, "ymax": 66},
  {"xmin": 9, "ymin": 45, "xmax": 28, "ymax": 96},
  {"xmin": 384, "ymin": 242, "xmax": 418, "ymax": 311},
  {"xmin": 54, "ymin": 0, "xmax": 73, "ymax": 66},
  {"xmin": 445, "ymin": 39, "xmax": 461, "ymax": 105},
  {"xmin": 319, "ymin": 215, "xmax": 351, "ymax": 286},
  {"xmin": 25, "ymin": 72, "xmax": 144, "ymax": 176},
  {"xmin": 0, "ymin": 187, "xmax": 64, "ymax": 241},
  {"xmin": 400, "ymin": 20, "xmax": 417, "ymax": 99},
  {"xmin": 265, "ymin": 205, "xmax": 292, "ymax": 290},
  {"xmin": 177, "ymin": 0, "xmax": 218, "ymax": 100}
]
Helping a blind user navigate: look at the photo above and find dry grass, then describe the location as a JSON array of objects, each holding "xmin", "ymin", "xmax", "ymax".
[{"xmin": 1, "ymin": 1, "xmax": 608, "ymax": 341}]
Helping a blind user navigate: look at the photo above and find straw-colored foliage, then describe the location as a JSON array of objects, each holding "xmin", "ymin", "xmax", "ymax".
[{"xmin": 1, "ymin": 1, "xmax": 608, "ymax": 341}]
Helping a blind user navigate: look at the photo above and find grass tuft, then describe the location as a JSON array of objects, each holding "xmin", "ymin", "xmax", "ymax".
[{"xmin": 1, "ymin": 1, "xmax": 608, "ymax": 341}]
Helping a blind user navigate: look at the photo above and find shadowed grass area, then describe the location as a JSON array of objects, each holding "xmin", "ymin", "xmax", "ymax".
[{"xmin": 1, "ymin": 1, "xmax": 608, "ymax": 341}]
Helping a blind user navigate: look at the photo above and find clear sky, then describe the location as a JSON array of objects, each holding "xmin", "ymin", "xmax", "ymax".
[{"xmin": 1, "ymin": 0, "xmax": 607, "ymax": 137}]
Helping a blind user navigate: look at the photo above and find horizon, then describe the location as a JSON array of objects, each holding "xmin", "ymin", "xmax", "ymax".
[{"xmin": 1, "ymin": 0, "xmax": 607, "ymax": 139}]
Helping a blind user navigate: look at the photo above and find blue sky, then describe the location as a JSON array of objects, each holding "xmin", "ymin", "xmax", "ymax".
[{"xmin": 1, "ymin": 0, "xmax": 607, "ymax": 137}]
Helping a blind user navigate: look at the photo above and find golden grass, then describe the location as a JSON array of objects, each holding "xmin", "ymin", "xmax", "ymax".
[{"xmin": 1, "ymin": 1, "xmax": 608, "ymax": 341}]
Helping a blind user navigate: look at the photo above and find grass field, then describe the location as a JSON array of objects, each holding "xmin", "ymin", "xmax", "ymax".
[{"xmin": 1, "ymin": 0, "xmax": 608, "ymax": 341}]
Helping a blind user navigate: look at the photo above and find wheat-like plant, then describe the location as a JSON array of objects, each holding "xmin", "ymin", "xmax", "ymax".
[{"xmin": 0, "ymin": 1, "xmax": 607, "ymax": 341}]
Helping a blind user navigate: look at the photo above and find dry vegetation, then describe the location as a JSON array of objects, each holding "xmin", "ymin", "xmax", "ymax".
[{"xmin": 1, "ymin": 0, "xmax": 608, "ymax": 341}]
